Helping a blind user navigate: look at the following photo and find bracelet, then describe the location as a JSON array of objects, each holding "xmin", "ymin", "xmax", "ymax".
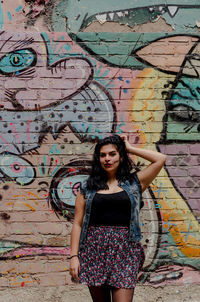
[{"xmin": 70, "ymin": 255, "xmax": 79, "ymax": 259}]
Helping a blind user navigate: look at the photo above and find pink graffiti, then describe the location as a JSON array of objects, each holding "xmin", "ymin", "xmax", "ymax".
[
  {"xmin": 10, "ymin": 123, "xmax": 20, "ymax": 144},
  {"xmin": 0, "ymin": 135, "xmax": 13, "ymax": 151},
  {"xmin": 4, "ymin": 246, "xmax": 71, "ymax": 258},
  {"xmin": 73, "ymin": 182, "xmax": 81, "ymax": 196},
  {"xmin": 26, "ymin": 120, "xmax": 32, "ymax": 142}
]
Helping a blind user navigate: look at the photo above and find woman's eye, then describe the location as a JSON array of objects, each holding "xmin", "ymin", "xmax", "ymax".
[
  {"xmin": 0, "ymin": 153, "xmax": 35, "ymax": 185},
  {"xmin": 0, "ymin": 48, "xmax": 36, "ymax": 75},
  {"xmin": 110, "ymin": 153, "xmax": 116, "ymax": 156}
]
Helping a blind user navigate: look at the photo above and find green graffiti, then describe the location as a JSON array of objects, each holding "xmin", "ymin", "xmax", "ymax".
[
  {"xmin": 52, "ymin": 0, "xmax": 200, "ymax": 33},
  {"xmin": 166, "ymin": 76, "xmax": 200, "ymax": 141}
]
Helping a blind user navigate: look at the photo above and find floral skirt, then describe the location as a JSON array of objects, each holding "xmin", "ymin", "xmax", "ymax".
[{"xmin": 78, "ymin": 225, "xmax": 145, "ymax": 289}]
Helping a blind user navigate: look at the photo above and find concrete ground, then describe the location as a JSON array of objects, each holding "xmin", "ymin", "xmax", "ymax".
[{"xmin": 0, "ymin": 284, "xmax": 199, "ymax": 302}]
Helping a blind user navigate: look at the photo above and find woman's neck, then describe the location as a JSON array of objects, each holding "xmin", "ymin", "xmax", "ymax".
[{"xmin": 106, "ymin": 174, "xmax": 117, "ymax": 185}]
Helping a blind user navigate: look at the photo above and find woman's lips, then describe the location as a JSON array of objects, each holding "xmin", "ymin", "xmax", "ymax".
[{"xmin": 104, "ymin": 163, "xmax": 112, "ymax": 167}]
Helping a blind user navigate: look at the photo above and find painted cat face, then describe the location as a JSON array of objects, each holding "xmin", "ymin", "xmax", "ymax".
[{"xmin": 0, "ymin": 31, "xmax": 92, "ymax": 110}]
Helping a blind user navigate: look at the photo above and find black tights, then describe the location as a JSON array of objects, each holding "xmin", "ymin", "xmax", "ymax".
[{"xmin": 88, "ymin": 285, "xmax": 134, "ymax": 302}]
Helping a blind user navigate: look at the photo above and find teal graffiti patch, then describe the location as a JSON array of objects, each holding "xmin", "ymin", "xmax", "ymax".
[
  {"xmin": 41, "ymin": 33, "xmax": 73, "ymax": 65},
  {"xmin": 0, "ymin": 241, "xmax": 21, "ymax": 255},
  {"xmin": 16, "ymin": 6, "xmax": 23, "ymax": 13},
  {"xmin": 7, "ymin": 11, "xmax": 12, "ymax": 21},
  {"xmin": 52, "ymin": 0, "xmax": 200, "ymax": 33},
  {"xmin": 166, "ymin": 77, "xmax": 200, "ymax": 141},
  {"xmin": 0, "ymin": 49, "xmax": 36, "ymax": 75}
]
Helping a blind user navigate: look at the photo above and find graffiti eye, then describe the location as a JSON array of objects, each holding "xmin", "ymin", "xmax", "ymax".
[
  {"xmin": 0, "ymin": 153, "xmax": 35, "ymax": 185},
  {"xmin": 49, "ymin": 161, "xmax": 91, "ymax": 216},
  {"xmin": 56, "ymin": 174, "xmax": 88, "ymax": 207},
  {"xmin": 0, "ymin": 48, "xmax": 36, "ymax": 75},
  {"xmin": 170, "ymin": 105, "xmax": 199, "ymax": 122},
  {"xmin": 10, "ymin": 53, "xmax": 25, "ymax": 67}
]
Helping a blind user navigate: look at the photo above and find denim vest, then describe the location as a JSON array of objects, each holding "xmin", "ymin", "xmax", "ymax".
[{"xmin": 79, "ymin": 172, "xmax": 143, "ymax": 250}]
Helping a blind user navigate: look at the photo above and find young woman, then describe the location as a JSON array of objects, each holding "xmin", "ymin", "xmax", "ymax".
[{"xmin": 69, "ymin": 134, "xmax": 166, "ymax": 302}]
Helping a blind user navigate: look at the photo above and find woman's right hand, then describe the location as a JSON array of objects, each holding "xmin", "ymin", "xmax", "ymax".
[
  {"xmin": 69, "ymin": 256, "xmax": 80, "ymax": 281},
  {"xmin": 120, "ymin": 134, "xmax": 133, "ymax": 153}
]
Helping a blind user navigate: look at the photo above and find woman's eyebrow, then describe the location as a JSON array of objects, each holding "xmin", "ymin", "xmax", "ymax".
[
  {"xmin": 100, "ymin": 151, "xmax": 116, "ymax": 155},
  {"xmin": 100, "ymin": 152, "xmax": 106, "ymax": 155}
]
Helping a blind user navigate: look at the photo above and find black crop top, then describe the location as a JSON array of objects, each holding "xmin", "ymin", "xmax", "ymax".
[{"xmin": 89, "ymin": 190, "xmax": 131, "ymax": 226}]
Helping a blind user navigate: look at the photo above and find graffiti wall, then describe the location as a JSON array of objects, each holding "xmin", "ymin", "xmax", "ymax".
[{"xmin": 0, "ymin": 0, "xmax": 199, "ymax": 289}]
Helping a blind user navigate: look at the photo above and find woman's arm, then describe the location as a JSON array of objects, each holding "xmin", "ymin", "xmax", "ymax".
[
  {"xmin": 69, "ymin": 191, "xmax": 86, "ymax": 281},
  {"xmin": 121, "ymin": 135, "xmax": 166, "ymax": 192}
]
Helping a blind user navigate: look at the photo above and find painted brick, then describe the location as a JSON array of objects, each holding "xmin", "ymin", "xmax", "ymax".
[
  {"xmin": 0, "ymin": 223, "xmax": 9, "ymax": 236},
  {"xmin": 38, "ymin": 273, "xmax": 66, "ymax": 286},
  {"xmin": 5, "ymin": 234, "xmax": 44, "ymax": 245},
  {"xmin": 189, "ymin": 144, "xmax": 200, "ymax": 154},
  {"xmin": 77, "ymin": 32, "xmax": 100, "ymax": 42},
  {"xmin": 23, "ymin": 212, "xmax": 49, "ymax": 222},
  {"xmin": 17, "ymin": 260, "xmax": 46, "ymax": 274},
  {"xmin": 0, "ymin": 262, "xmax": 16, "ymax": 274},
  {"xmin": 10, "ymin": 223, "xmax": 34, "ymax": 235},
  {"xmin": 35, "ymin": 223, "xmax": 63, "ymax": 235},
  {"xmin": 45, "ymin": 236, "xmax": 69, "ymax": 246},
  {"xmin": 45, "ymin": 261, "xmax": 68, "ymax": 273},
  {"xmin": 0, "ymin": 277, "xmax": 9, "ymax": 287},
  {"xmin": 8, "ymin": 276, "xmax": 39, "ymax": 287}
]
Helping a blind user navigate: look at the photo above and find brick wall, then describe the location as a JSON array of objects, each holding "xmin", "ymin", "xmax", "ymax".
[{"xmin": 0, "ymin": 0, "xmax": 199, "ymax": 291}]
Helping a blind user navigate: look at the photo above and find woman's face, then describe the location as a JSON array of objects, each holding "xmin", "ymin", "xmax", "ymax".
[{"xmin": 99, "ymin": 144, "xmax": 121, "ymax": 174}]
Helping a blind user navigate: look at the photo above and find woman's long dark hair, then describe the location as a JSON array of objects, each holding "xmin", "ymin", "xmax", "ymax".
[{"xmin": 87, "ymin": 135, "xmax": 133, "ymax": 190}]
